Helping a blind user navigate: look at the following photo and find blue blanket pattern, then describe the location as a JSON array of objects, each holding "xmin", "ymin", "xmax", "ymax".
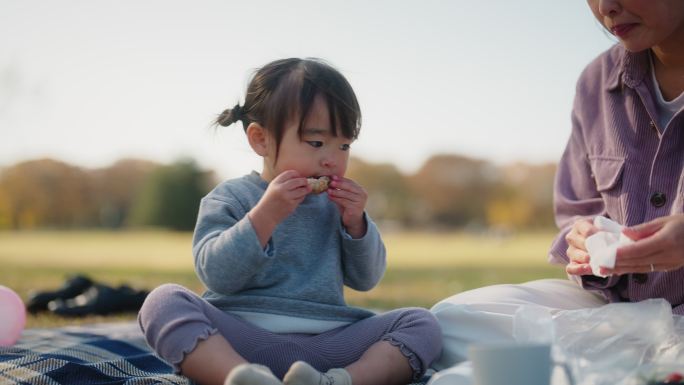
[
  {"xmin": 0, "ymin": 322, "xmax": 429, "ymax": 385},
  {"xmin": 0, "ymin": 323, "xmax": 189, "ymax": 384}
]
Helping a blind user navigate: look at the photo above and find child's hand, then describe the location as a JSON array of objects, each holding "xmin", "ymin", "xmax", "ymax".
[
  {"xmin": 327, "ymin": 175, "xmax": 367, "ymax": 238},
  {"xmin": 257, "ymin": 170, "xmax": 310, "ymax": 224},
  {"xmin": 248, "ymin": 170, "xmax": 310, "ymax": 246}
]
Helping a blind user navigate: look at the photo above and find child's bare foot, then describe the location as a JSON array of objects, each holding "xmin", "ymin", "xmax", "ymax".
[
  {"xmin": 224, "ymin": 363, "xmax": 283, "ymax": 385},
  {"xmin": 283, "ymin": 361, "xmax": 351, "ymax": 385}
]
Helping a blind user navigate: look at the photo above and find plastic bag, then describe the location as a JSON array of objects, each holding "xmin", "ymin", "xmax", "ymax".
[{"xmin": 513, "ymin": 299, "xmax": 684, "ymax": 385}]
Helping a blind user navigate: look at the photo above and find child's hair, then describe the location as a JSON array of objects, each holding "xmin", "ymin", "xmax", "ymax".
[{"xmin": 216, "ymin": 58, "xmax": 361, "ymax": 158}]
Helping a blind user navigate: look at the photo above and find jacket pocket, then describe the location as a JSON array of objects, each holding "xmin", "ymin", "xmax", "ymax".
[
  {"xmin": 588, "ymin": 155, "xmax": 626, "ymax": 222},
  {"xmin": 588, "ymin": 155, "xmax": 625, "ymax": 192}
]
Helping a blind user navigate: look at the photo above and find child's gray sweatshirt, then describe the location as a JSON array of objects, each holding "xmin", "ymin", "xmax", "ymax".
[{"xmin": 192, "ymin": 171, "xmax": 386, "ymax": 323}]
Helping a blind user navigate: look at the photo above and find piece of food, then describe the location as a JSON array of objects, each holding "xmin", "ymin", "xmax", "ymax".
[
  {"xmin": 647, "ymin": 372, "xmax": 684, "ymax": 384},
  {"xmin": 664, "ymin": 372, "xmax": 684, "ymax": 383},
  {"xmin": 307, "ymin": 176, "xmax": 330, "ymax": 194}
]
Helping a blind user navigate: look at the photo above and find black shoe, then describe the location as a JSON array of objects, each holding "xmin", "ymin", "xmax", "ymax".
[
  {"xmin": 48, "ymin": 284, "xmax": 149, "ymax": 317},
  {"xmin": 26, "ymin": 274, "xmax": 94, "ymax": 313}
]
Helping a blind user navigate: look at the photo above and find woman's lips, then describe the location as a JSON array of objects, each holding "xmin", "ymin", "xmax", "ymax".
[{"xmin": 611, "ymin": 23, "xmax": 637, "ymax": 38}]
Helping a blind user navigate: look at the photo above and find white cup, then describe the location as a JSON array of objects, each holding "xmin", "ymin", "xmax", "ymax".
[{"xmin": 468, "ymin": 342, "xmax": 574, "ymax": 385}]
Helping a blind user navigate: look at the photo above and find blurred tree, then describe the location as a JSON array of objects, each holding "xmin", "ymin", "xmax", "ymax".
[
  {"xmin": 0, "ymin": 154, "xmax": 556, "ymax": 231},
  {"xmin": 408, "ymin": 154, "xmax": 499, "ymax": 228},
  {"xmin": 0, "ymin": 159, "xmax": 91, "ymax": 229},
  {"xmin": 128, "ymin": 158, "xmax": 213, "ymax": 231},
  {"xmin": 346, "ymin": 157, "xmax": 415, "ymax": 227},
  {"xmin": 90, "ymin": 159, "xmax": 159, "ymax": 228},
  {"xmin": 488, "ymin": 162, "xmax": 556, "ymax": 229}
]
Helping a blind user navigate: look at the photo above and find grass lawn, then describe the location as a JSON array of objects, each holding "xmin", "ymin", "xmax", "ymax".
[{"xmin": 0, "ymin": 229, "xmax": 566, "ymax": 328}]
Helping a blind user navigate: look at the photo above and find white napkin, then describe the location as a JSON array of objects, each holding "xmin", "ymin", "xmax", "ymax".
[{"xmin": 585, "ymin": 216, "xmax": 634, "ymax": 278}]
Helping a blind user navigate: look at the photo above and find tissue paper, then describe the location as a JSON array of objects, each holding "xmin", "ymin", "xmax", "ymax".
[{"xmin": 585, "ymin": 216, "xmax": 634, "ymax": 277}]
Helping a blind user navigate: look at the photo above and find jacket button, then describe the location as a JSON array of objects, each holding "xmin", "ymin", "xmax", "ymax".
[
  {"xmin": 650, "ymin": 192, "xmax": 666, "ymax": 207},
  {"xmin": 633, "ymin": 273, "xmax": 648, "ymax": 284}
]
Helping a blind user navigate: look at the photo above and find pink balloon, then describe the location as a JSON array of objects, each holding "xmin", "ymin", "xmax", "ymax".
[{"xmin": 0, "ymin": 285, "xmax": 26, "ymax": 347}]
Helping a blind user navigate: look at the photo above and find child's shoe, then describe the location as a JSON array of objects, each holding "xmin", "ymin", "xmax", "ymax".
[
  {"xmin": 283, "ymin": 361, "xmax": 351, "ymax": 385},
  {"xmin": 224, "ymin": 363, "xmax": 283, "ymax": 385}
]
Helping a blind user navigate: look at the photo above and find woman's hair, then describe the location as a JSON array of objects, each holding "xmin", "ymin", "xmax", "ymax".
[{"xmin": 216, "ymin": 58, "xmax": 361, "ymax": 158}]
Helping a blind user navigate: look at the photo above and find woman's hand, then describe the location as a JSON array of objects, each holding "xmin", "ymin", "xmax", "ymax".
[
  {"xmin": 248, "ymin": 170, "xmax": 310, "ymax": 247},
  {"xmin": 327, "ymin": 175, "xmax": 367, "ymax": 238},
  {"xmin": 565, "ymin": 218, "xmax": 599, "ymax": 276},
  {"xmin": 607, "ymin": 214, "xmax": 684, "ymax": 274}
]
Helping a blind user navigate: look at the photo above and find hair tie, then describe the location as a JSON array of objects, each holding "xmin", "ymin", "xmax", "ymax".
[
  {"xmin": 231, "ymin": 104, "xmax": 243, "ymax": 123},
  {"xmin": 217, "ymin": 104, "xmax": 245, "ymax": 127}
]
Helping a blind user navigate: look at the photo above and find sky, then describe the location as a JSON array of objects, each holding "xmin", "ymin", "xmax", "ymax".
[{"xmin": 0, "ymin": 0, "xmax": 616, "ymax": 179}]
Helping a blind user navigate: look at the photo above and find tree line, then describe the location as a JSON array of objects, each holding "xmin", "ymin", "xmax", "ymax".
[{"xmin": 0, "ymin": 155, "xmax": 557, "ymax": 231}]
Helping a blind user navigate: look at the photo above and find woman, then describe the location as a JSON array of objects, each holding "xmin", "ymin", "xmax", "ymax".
[{"xmin": 431, "ymin": 0, "xmax": 684, "ymax": 370}]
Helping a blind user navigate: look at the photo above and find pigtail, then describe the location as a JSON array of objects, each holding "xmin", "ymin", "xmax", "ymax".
[{"xmin": 215, "ymin": 103, "xmax": 244, "ymax": 127}]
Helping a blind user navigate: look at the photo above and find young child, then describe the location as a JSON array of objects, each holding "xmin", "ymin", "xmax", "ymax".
[{"xmin": 138, "ymin": 58, "xmax": 442, "ymax": 385}]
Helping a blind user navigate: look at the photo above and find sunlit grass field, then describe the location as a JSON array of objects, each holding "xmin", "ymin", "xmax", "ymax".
[{"xmin": 0, "ymin": 230, "xmax": 566, "ymax": 328}]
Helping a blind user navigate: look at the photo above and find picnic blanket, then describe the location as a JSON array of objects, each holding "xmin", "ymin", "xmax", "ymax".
[
  {"xmin": 0, "ymin": 322, "xmax": 188, "ymax": 384},
  {"xmin": 0, "ymin": 322, "xmax": 430, "ymax": 384}
]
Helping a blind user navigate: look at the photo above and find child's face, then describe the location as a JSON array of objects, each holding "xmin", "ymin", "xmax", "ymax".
[
  {"xmin": 261, "ymin": 94, "xmax": 353, "ymax": 182},
  {"xmin": 587, "ymin": 0, "xmax": 684, "ymax": 52}
]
